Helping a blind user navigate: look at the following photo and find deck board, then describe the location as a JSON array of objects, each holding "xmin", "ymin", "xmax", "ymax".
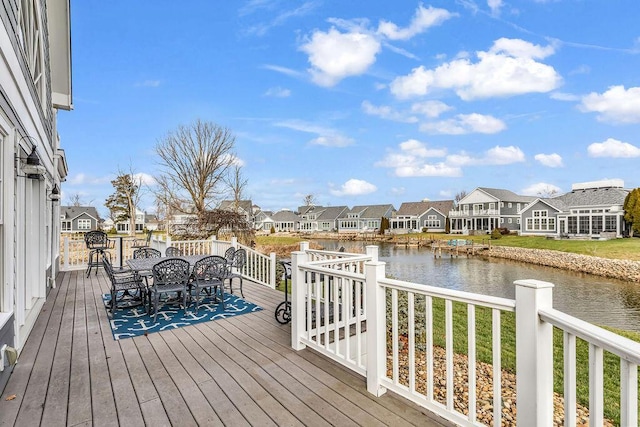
[{"xmin": 0, "ymin": 268, "xmax": 453, "ymax": 427}]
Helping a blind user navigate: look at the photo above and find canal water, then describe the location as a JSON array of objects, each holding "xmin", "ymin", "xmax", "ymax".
[{"xmin": 313, "ymin": 239, "xmax": 640, "ymax": 332}]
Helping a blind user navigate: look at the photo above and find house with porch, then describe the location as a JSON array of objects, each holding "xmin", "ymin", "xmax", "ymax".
[
  {"xmin": 449, "ymin": 188, "xmax": 535, "ymax": 234},
  {"xmin": 389, "ymin": 200, "xmax": 454, "ymax": 234},
  {"xmin": 297, "ymin": 205, "xmax": 348, "ymax": 233},
  {"xmin": 253, "ymin": 209, "xmax": 274, "ymax": 232},
  {"xmin": 337, "ymin": 204, "xmax": 396, "ymax": 234},
  {"xmin": 0, "ymin": 0, "xmax": 72, "ymax": 390},
  {"xmin": 60, "ymin": 206, "xmax": 100, "ymax": 233},
  {"xmin": 271, "ymin": 209, "xmax": 299, "ymax": 232},
  {"xmin": 520, "ymin": 179, "xmax": 629, "ymax": 238}
]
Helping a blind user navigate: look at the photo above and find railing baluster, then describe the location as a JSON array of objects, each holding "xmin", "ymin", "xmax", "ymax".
[
  {"xmin": 589, "ymin": 344, "xmax": 604, "ymax": 426},
  {"xmin": 563, "ymin": 331, "xmax": 577, "ymax": 427},
  {"xmin": 408, "ymin": 292, "xmax": 415, "ymax": 393},
  {"xmin": 445, "ymin": 299, "xmax": 454, "ymax": 411},
  {"xmin": 426, "ymin": 295, "xmax": 433, "ymax": 401},
  {"xmin": 620, "ymin": 359, "xmax": 638, "ymax": 427},
  {"xmin": 468, "ymin": 304, "xmax": 477, "ymax": 423},
  {"xmin": 492, "ymin": 308, "xmax": 501, "ymax": 426},
  {"xmin": 392, "ymin": 288, "xmax": 399, "ymax": 386},
  {"xmin": 332, "ymin": 276, "xmax": 339, "ymax": 355}
]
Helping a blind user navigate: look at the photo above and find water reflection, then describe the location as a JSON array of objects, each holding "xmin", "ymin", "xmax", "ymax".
[{"xmin": 313, "ymin": 240, "xmax": 640, "ymax": 331}]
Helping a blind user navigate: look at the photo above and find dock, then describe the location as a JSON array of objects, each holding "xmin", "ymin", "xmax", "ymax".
[{"xmin": 431, "ymin": 239, "xmax": 490, "ymax": 258}]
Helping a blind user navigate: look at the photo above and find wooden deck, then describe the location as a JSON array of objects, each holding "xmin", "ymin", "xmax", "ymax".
[{"xmin": 0, "ymin": 268, "xmax": 452, "ymax": 426}]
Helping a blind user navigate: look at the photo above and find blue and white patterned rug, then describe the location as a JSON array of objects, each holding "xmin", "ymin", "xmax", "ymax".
[{"xmin": 103, "ymin": 292, "xmax": 263, "ymax": 340}]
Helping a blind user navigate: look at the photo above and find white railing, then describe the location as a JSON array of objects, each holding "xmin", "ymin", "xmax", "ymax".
[
  {"xmin": 61, "ymin": 235, "xmax": 277, "ymax": 289},
  {"xmin": 449, "ymin": 209, "xmax": 499, "ymax": 217},
  {"xmin": 290, "ymin": 243, "xmax": 640, "ymax": 427}
]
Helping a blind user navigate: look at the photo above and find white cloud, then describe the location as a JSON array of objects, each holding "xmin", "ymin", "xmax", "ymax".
[
  {"xmin": 377, "ymin": 5, "xmax": 455, "ymax": 41},
  {"xmin": 580, "ymin": 86, "xmax": 640, "ymax": 124},
  {"xmin": 410, "ymin": 100, "xmax": 452, "ymax": 118},
  {"xmin": 587, "ymin": 138, "xmax": 640, "ymax": 158},
  {"xmin": 309, "ymin": 135, "xmax": 354, "ymax": 147},
  {"xmin": 375, "ymin": 139, "xmax": 460, "ymax": 177},
  {"xmin": 133, "ymin": 172, "xmax": 157, "ymax": 186},
  {"xmin": 521, "ymin": 182, "xmax": 562, "ymax": 197},
  {"xmin": 262, "ymin": 64, "xmax": 305, "ymax": 78},
  {"xmin": 330, "ymin": 179, "xmax": 377, "ymax": 196},
  {"xmin": 390, "ymin": 38, "xmax": 561, "ymax": 100},
  {"xmin": 534, "ymin": 153, "xmax": 563, "ymax": 167},
  {"xmin": 550, "ymin": 92, "xmax": 579, "ymax": 101},
  {"xmin": 390, "ymin": 187, "xmax": 406, "ymax": 195},
  {"xmin": 361, "ymin": 101, "xmax": 418, "ymax": 123},
  {"xmin": 487, "ymin": 0, "xmax": 503, "ymax": 15},
  {"xmin": 420, "ymin": 113, "xmax": 506, "ymax": 134},
  {"xmin": 264, "ymin": 86, "xmax": 291, "ymax": 97},
  {"xmin": 300, "ymin": 27, "xmax": 381, "ymax": 87},
  {"xmin": 446, "ymin": 145, "xmax": 525, "ymax": 166},
  {"xmin": 275, "ymin": 119, "xmax": 354, "ymax": 147}
]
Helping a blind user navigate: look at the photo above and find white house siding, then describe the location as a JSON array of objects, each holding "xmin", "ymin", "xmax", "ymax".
[{"xmin": 0, "ymin": 0, "xmax": 71, "ymax": 392}]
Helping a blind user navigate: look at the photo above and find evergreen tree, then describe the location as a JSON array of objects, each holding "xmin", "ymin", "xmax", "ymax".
[
  {"xmin": 105, "ymin": 173, "xmax": 142, "ymax": 236},
  {"xmin": 624, "ymin": 188, "xmax": 640, "ymax": 236}
]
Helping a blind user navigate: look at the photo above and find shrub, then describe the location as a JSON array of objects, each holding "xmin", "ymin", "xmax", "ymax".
[
  {"xmin": 498, "ymin": 227, "xmax": 510, "ymax": 235},
  {"xmin": 490, "ymin": 228, "xmax": 503, "ymax": 239},
  {"xmin": 270, "ymin": 226, "xmax": 276, "ymax": 234}
]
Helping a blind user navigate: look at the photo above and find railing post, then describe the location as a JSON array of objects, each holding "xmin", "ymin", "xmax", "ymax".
[
  {"xmin": 515, "ymin": 279, "xmax": 554, "ymax": 427},
  {"xmin": 64, "ymin": 236, "xmax": 69, "ymax": 270},
  {"xmin": 269, "ymin": 252, "xmax": 277, "ymax": 289},
  {"xmin": 365, "ymin": 258, "xmax": 387, "ymax": 397},
  {"xmin": 291, "ymin": 241, "xmax": 309, "ymax": 351},
  {"xmin": 231, "ymin": 236, "xmax": 238, "ymax": 249},
  {"xmin": 365, "ymin": 245, "xmax": 378, "ymax": 262}
]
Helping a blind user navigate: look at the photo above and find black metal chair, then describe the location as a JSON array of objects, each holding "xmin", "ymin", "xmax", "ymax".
[
  {"xmin": 132, "ymin": 229, "xmax": 153, "ymax": 249},
  {"xmin": 165, "ymin": 246, "xmax": 183, "ymax": 257},
  {"xmin": 133, "ymin": 247, "xmax": 162, "ymax": 259},
  {"xmin": 85, "ymin": 230, "xmax": 113, "ymax": 276},
  {"xmin": 102, "ymin": 254, "xmax": 145, "ymax": 314},
  {"xmin": 191, "ymin": 255, "xmax": 226, "ymax": 313},
  {"xmin": 150, "ymin": 258, "xmax": 191, "ymax": 322},
  {"xmin": 226, "ymin": 248, "xmax": 246, "ymax": 298}
]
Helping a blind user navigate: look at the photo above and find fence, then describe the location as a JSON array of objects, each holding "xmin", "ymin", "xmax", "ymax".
[
  {"xmin": 60, "ymin": 234, "xmax": 277, "ymax": 289},
  {"xmin": 290, "ymin": 242, "xmax": 640, "ymax": 427}
]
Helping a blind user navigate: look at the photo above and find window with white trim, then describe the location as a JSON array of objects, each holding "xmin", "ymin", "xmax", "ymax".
[
  {"xmin": 508, "ymin": 202, "xmax": 512, "ymax": 208},
  {"xmin": 78, "ymin": 219, "xmax": 91, "ymax": 230},
  {"xmin": 526, "ymin": 210, "xmax": 555, "ymax": 231},
  {"xmin": 18, "ymin": 0, "xmax": 46, "ymax": 109},
  {"xmin": 424, "ymin": 215, "xmax": 440, "ymax": 228}
]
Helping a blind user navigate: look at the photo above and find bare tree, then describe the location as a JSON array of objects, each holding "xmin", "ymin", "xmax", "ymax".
[
  {"xmin": 537, "ymin": 186, "xmax": 559, "ymax": 198},
  {"xmin": 155, "ymin": 119, "xmax": 236, "ymax": 221},
  {"xmin": 69, "ymin": 192, "xmax": 84, "ymax": 206},
  {"xmin": 454, "ymin": 190, "xmax": 467, "ymax": 206},
  {"xmin": 303, "ymin": 194, "xmax": 317, "ymax": 206},
  {"xmin": 224, "ymin": 163, "xmax": 247, "ymax": 211}
]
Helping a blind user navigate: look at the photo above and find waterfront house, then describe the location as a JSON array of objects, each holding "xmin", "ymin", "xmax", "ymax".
[
  {"xmin": 60, "ymin": 206, "xmax": 100, "ymax": 233},
  {"xmin": 520, "ymin": 179, "xmax": 629, "ymax": 238},
  {"xmin": 337, "ymin": 204, "xmax": 396, "ymax": 234},
  {"xmin": 0, "ymin": 0, "xmax": 72, "ymax": 390},
  {"xmin": 253, "ymin": 209, "xmax": 274, "ymax": 232},
  {"xmin": 450, "ymin": 188, "xmax": 535, "ymax": 234},
  {"xmin": 271, "ymin": 209, "xmax": 299, "ymax": 232},
  {"xmin": 389, "ymin": 200, "xmax": 454, "ymax": 234},
  {"xmin": 112, "ymin": 208, "xmax": 147, "ymax": 234},
  {"xmin": 298, "ymin": 205, "xmax": 348, "ymax": 232}
]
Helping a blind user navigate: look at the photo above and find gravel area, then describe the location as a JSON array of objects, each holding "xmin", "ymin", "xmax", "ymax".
[{"xmin": 486, "ymin": 245, "xmax": 640, "ymax": 283}]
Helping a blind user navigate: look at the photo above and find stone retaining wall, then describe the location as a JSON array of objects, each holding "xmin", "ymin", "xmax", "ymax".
[{"xmin": 486, "ymin": 246, "xmax": 640, "ymax": 283}]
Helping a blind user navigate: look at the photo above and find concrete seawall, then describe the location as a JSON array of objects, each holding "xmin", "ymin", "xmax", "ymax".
[{"xmin": 486, "ymin": 246, "xmax": 640, "ymax": 283}]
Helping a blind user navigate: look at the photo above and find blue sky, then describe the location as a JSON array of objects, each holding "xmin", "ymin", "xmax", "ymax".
[{"xmin": 58, "ymin": 1, "xmax": 640, "ymax": 216}]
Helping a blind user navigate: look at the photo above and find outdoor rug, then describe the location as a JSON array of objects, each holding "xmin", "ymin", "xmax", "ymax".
[{"xmin": 103, "ymin": 292, "xmax": 263, "ymax": 340}]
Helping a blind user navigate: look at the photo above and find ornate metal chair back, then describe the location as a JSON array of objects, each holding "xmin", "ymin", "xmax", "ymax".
[
  {"xmin": 192, "ymin": 256, "xmax": 227, "ymax": 282},
  {"xmin": 133, "ymin": 247, "xmax": 162, "ymax": 259},
  {"xmin": 232, "ymin": 248, "xmax": 247, "ymax": 269},
  {"xmin": 224, "ymin": 246, "xmax": 236, "ymax": 264},
  {"xmin": 152, "ymin": 258, "xmax": 191, "ymax": 288},
  {"xmin": 165, "ymin": 246, "xmax": 183, "ymax": 257},
  {"xmin": 85, "ymin": 230, "xmax": 108, "ymax": 249}
]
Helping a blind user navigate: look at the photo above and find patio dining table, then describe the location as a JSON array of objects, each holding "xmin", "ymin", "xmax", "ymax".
[{"xmin": 126, "ymin": 254, "xmax": 209, "ymax": 273}]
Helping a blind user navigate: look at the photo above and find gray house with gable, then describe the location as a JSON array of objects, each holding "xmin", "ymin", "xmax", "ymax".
[
  {"xmin": 337, "ymin": 204, "xmax": 396, "ymax": 234},
  {"xmin": 520, "ymin": 180, "xmax": 629, "ymax": 238},
  {"xmin": 390, "ymin": 200, "xmax": 454, "ymax": 234}
]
